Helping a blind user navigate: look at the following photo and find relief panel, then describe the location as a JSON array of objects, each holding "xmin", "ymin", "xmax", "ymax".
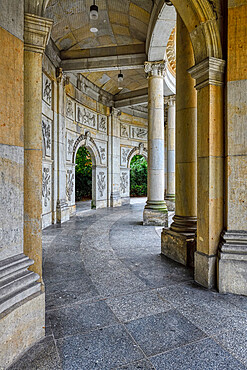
[
  {"xmin": 96, "ymin": 168, "xmax": 107, "ymax": 200},
  {"xmin": 42, "ymin": 164, "xmax": 51, "ymax": 213},
  {"xmin": 66, "ymin": 131, "xmax": 76, "ymax": 162},
  {"xmin": 96, "ymin": 141, "xmax": 107, "ymax": 166},
  {"xmin": 42, "ymin": 73, "xmax": 52, "ymax": 106},
  {"xmin": 98, "ymin": 114, "xmax": 107, "ymax": 133},
  {"xmin": 66, "ymin": 168, "xmax": 75, "ymax": 203},
  {"xmin": 76, "ymin": 104, "xmax": 97, "ymax": 129},
  {"xmin": 130, "ymin": 125, "xmax": 148, "ymax": 140},
  {"xmin": 66, "ymin": 96, "xmax": 75, "ymax": 121},
  {"xmin": 120, "ymin": 123, "xmax": 129, "ymax": 138},
  {"xmin": 121, "ymin": 147, "xmax": 130, "ymax": 167},
  {"xmin": 42, "ymin": 115, "xmax": 52, "ymax": 157},
  {"xmin": 120, "ymin": 170, "xmax": 129, "ymax": 197}
]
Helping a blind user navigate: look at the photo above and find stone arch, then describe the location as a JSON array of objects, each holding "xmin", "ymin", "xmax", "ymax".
[
  {"xmin": 148, "ymin": 0, "xmax": 223, "ymax": 64},
  {"xmin": 127, "ymin": 143, "xmax": 148, "ymax": 169},
  {"xmin": 72, "ymin": 131, "xmax": 100, "ymax": 166}
]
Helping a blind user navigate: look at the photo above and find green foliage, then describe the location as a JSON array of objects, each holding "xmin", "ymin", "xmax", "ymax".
[
  {"xmin": 130, "ymin": 155, "xmax": 147, "ymax": 197},
  {"xmin": 75, "ymin": 146, "xmax": 92, "ymax": 201}
]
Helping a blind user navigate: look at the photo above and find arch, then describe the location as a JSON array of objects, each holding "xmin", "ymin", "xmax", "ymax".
[
  {"xmin": 147, "ymin": 0, "xmax": 222, "ymax": 64},
  {"xmin": 72, "ymin": 132, "xmax": 100, "ymax": 166},
  {"xmin": 127, "ymin": 143, "xmax": 148, "ymax": 169}
]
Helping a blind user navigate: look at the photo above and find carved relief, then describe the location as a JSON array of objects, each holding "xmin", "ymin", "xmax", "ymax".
[
  {"xmin": 120, "ymin": 172, "xmax": 128, "ymax": 195},
  {"xmin": 120, "ymin": 123, "xmax": 129, "ymax": 138},
  {"xmin": 66, "ymin": 132, "xmax": 75, "ymax": 161},
  {"xmin": 66, "ymin": 97, "xmax": 75, "ymax": 120},
  {"xmin": 42, "ymin": 167, "xmax": 51, "ymax": 207},
  {"xmin": 131, "ymin": 126, "xmax": 148, "ymax": 140},
  {"xmin": 66, "ymin": 169, "xmax": 74, "ymax": 202},
  {"xmin": 121, "ymin": 147, "xmax": 130, "ymax": 167},
  {"xmin": 77, "ymin": 105, "xmax": 97, "ymax": 128},
  {"xmin": 42, "ymin": 116, "xmax": 51, "ymax": 157},
  {"xmin": 97, "ymin": 172, "xmax": 106, "ymax": 198},
  {"xmin": 98, "ymin": 115, "xmax": 107, "ymax": 133},
  {"xmin": 42, "ymin": 74, "xmax": 52, "ymax": 106}
]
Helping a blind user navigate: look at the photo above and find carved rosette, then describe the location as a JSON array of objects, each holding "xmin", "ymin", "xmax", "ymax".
[{"xmin": 144, "ymin": 60, "xmax": 166, "ymax": 78}]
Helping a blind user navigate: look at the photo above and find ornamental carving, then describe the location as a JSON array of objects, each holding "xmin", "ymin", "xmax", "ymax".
[
  {"xmin": 42, "ymin": 74, "xmax": 52, "ymax": 105},
  {"xmin": 99, "ymin": 146, "xmax": 106, "ymax": 161},
  {"xmin": 42, "ymin": 116, "xmax": 51, "ymax": 157},
  {"xmin": 77, "ymin": 105, "xmax": 97, "ymax": 128},
  {"xmin": 66, "ymin": 169, "xmax": 74, "ymax": 201},
  {"xmin": 72, "ymin": 133, "xmax": 101, "ymax": 164},
  {"xmin": 127, "ymin": 143, "xmax": 148, "ymax": 166},
  {"xmin": 120, "ymin": 172, "xmax": 128, "ymax": 194},
  {"xmin": 120, "ymin": 123, "xmax": 129, "ymax": 138},
  {"xmin": 98, "ymin": 115, "xmax": 107, "ymax": 132},
  {"xmin": 131, "ymin": 126, "xmax": 148, "ymax": 140},
  {"xmin": 97, "ymin": 172, "xmax": 106, "ymax": 197},
  {"xmin": 42, "ymin": 167, "xmax": 50, "ymax": 207},
  {"xmin": 121, "ymin": 147, "xmax": 130, "ymax": 167},
  {"xmin": 66, "ymin": 98, "xmax": 74, "ymax": 120}
]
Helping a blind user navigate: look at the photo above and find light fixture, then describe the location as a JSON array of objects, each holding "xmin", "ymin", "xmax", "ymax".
[
  {"xmin": 90, "ymin": 1, "xmax": 98, "ymax": 20},
  {"xmin": 118, "ymin": 70, "xmax": 124, "ymax": 90},
  {"xmin": 90, "ymin": 1, "xmax": 99, "ymax": 33}
]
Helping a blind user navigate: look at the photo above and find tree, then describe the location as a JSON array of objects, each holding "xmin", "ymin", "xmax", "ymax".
[
  {"xmin": 75, "ymin": 146, "xmax": 92, "ymax": 201},
  {"xmin": 130, "ymin": 155, "xmax": 147, "ymax": 197}
]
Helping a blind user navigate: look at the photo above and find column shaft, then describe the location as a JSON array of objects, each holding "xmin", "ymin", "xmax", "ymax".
[
  {"xmin": 161, "ymin": 15, "xmax": 197, "ymax": 266},
  {"xmin": 165, "ymin": 97, "xmax": 176, "ymax": 210},
  {"xmin": 143, "ymin": 61, "xmax": 168, "ymax": 226}
]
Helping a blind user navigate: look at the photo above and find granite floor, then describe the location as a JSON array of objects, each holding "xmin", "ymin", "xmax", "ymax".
[{"xmin": 9, "ymin": 199, "xmax": 247, "ymax": 369}]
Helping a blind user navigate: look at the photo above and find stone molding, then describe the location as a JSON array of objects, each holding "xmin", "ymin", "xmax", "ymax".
[
  {"xmin": 72, "ymin": 132, "xmax": 101, "ymax": 165},
  {"xmin": 127, "ymin": 143, "xmax": 148, "ymax": 167},
  {"xmin": 188, "ymin": 57, "xmax": 226, "ymax": 90},
  {"xmin": 144, "ymin": 60, "xmax": 166, "ymax": 77},
  {"xmin": 219, "ymin": 230, "xmax": 247, "ymax": 260},
  {"xmin": 24, "ymin": 13, "xmax": 53, "ymax": 53},
  {"xmin": 170, "ymin": 215, "xmax": 197, "ymax": 234}
]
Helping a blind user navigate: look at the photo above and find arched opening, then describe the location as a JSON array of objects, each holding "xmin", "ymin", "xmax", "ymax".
[
  {"xmin": 130, "ymin": 154, "xmax": 147, "ymax": 198},
  {"xmin": 75, "ymin": 146, "xmax": 92, "ymax": 211}
]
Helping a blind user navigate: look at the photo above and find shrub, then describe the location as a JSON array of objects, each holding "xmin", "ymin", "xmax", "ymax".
[
  {"xmin": 75, "ymin": 147, "xmax": 92, "ymax": 201},
  {"xmin": 130, "ymin": 155, "xmax": 147, "ymax": 197}
]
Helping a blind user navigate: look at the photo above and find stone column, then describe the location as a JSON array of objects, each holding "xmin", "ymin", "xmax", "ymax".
[
  {"xmin": 24, "ymin": 13, "xmax": 53, "ymax": 278},
  {"xmin": 217, "ymin": 0, "xmax": 247, "ymax": 296},
  {"xmin": 143, "ymin": 61, "xmax": 168, "ymax": 226},
  {"xmin": 110, "ymin": 108, "xmax": 121, "ymax": 207},
  {"xmin": 161, "ymin": 15, "xmax": 197, "ymax": 266},
  {"xmin": 165, "ymin": 96, "xmax": 176, "ymax": 210},
  {"xmin": 189, "ymin": 58, "xmax": 225, "ymax": 289}
]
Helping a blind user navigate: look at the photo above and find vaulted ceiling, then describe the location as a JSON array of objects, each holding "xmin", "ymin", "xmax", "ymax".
[{"xmin": 45, "ymin": 0, "xmax": 175, "ymax": 96}]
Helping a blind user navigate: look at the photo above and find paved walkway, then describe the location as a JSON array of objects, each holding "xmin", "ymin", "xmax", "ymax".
[{"xmin": 10, "ymin": 200, "xmax": 247, "ymax": 369}]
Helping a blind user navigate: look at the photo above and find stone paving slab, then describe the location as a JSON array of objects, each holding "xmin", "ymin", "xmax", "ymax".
[{"xmin": 9, "ymin": 199, "xmax": 247, "ymax": 369}]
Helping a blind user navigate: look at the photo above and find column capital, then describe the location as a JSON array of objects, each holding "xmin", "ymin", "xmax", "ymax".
[
  {"xmin": 24, "ymin": 13, "xmax": 53, "ymax": 54},
  {"xmin": 188, "ymin": 57, "xmax": 226, "ymax": 90},
  {"xmin": 144, "ymin": 60, "xmax": 166, "ymax": 78},
  {"xmin": 111, "ymin": 107, "xmax": 121, "ymax": 117},
  {"xmin": 165, "ymin": 95, "xmax": 176, "ymax": 106}
]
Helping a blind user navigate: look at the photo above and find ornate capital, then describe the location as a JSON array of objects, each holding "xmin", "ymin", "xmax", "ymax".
[
  {"xmin": 165, "ymin": 95, "xmax": 176, "ymax": 106},
  {"xmin": 144, "ymin": 61, "xmax": 166, "ymax": 78},
  {"xmin": 24, "ymin": 13, "xmax": 53, "ymax": 54},
  {"xmin": 188, "ymin": 57, "xmax": 226, "ymax": 90}
]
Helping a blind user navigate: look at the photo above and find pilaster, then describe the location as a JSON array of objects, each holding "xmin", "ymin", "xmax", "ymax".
[
  {"xmin": 143, "ymin": 61, "xmax": 168, "ymax": 226},
  {"xmin": 110, "ymin": 108, "xmax": 121, "ymax": 207},
  {"xmin": 188, "ymin": 56, "xmax": 225, "ymax": 288}
]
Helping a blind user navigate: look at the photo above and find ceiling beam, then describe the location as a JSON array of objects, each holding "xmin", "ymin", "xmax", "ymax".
[
  {"xmin": 114, "ymin": 88, "xmax": 148, "ymax": 108},
  {"xmin": 61, "ymin": 53, "xmax": 147, "ymax": 73}
]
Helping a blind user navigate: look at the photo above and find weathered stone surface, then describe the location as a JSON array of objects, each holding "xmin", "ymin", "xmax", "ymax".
[
  {"xmin": 194, "ymin": 252, "xmax": 217, "ymax": 289},
  {"xmin": 161, "ymin": 228, "xmax": 195, "ymax": 267},
  {"xmin": 143, "ymin": 208, "xmax": 168, "ymax": 227}
]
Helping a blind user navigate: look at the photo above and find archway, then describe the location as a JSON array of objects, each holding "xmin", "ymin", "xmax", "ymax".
[
  {"xmin": 75, "ymin": 146, "xmax": 92, "ymax": 211},
  {"xmin": 130, "ymin": 154, "xmax": 148, "ymax": 198}
]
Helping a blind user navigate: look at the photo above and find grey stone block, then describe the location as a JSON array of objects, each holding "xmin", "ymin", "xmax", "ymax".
[{"xmin": 194, "ymin": 251, "xmax": 217, "ymax": 289}]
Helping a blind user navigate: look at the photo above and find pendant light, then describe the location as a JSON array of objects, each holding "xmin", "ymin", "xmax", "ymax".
[
  {"xmin": 90, "ymin": 0, "xmax": 98, "ymax": 33},
  {"xmin": 118, "ymin": 70, "xmax": 124, "ymax": 90}
]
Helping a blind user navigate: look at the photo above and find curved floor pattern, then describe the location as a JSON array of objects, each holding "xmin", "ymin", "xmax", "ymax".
[{"xmin": 9, "ymin": 200, "xmax": 247, "ymax": 369}]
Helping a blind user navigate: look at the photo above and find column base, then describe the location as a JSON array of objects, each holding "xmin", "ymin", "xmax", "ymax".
[
  {"xmin": 165, "ymin": 195, "xmax": 175, "ymax": 211},
  {"xmin": 143, "ymin": 201, "xmax": 168, "ymax": 226},
  {"xmin": 0, "ymin": 254, "xmax": 45, "ymax": 368},
  {"xmin": 218, "ymin": 230, "xmax": 247, "ymax": 296},
  {"xmin": 56, "ymin": 199, "xmax": 70, "ymax": 223},
  {"xmin": 110, "ymin": 192, "xmax": 122, "ymax": 207},
  {"xmin": 121, "ymin": 197, "xmax": 130, "ymax": 206},
  {"xmin": 194, "ymin": 251, "xmax": 217, "ymax": 289},
  {"xmin": 92, "ymin": 200, "xmax": 108, "ymax": 209},
  {"xmin": 161, "ymin": 228, "xmax": 196, "ymax": 267}
]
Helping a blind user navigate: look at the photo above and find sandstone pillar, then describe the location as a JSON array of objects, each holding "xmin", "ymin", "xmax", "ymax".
[
  {"xmin": 189, "ymin": 58, "xmax": 225, "ymax": 288},
  {"xmin": 217, "ymin": 0, "xmax": 247, "ymax": 296},
  {"xmin": 165, "ymin": 96, "xmax": 176, "ymax": 210},
  {"xmin": 24, "ymin": 13, "xmax": 53, "ymax": 279},
  {"xmin": 161, "ymin": 15, "xmax": 197, "ymax": 266},
  {"xmin": 143, "ymin": 61, "xmax": 168, "ymax": 226}
]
